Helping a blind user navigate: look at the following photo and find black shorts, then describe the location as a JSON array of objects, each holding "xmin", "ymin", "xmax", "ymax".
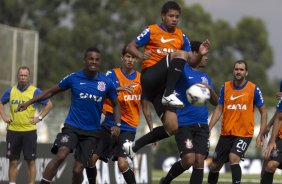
[
  {"xmin": 51, "ymin": 124, "xmax": 100, "ymax": 167},
  {"xmin": 175, "ymin": 124, "xmax": 209, "ymax": 157},
  {"xmin": 95, "ymin": 124, "xmax": 135, "ymax": 162},
  {"xmin": 141, "ymin": 55, "xmax": 176, "ymax": 117},
  {"xmin": 269, "ymin": 138, "xmax": 282, "ymax": 165},
  {"xmin": 212, "ymin": 135, "xmax": 252, "ymax": 164},
  {"xmin": 6, "ymin": 130, "xmax": 37, "ymax": 160}
]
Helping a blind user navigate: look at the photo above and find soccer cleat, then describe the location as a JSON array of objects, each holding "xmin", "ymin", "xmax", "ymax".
[
  {"xmin": 123, "ymin": 140, "xmax": 135, "ymax": 159},
  {"xmin": 161, "ymin": 94, "xmax": 184, "ymax": 108}
]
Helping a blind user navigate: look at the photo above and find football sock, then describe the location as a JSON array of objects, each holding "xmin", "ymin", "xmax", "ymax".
[
  {"xmin": 164, "ymin": 58, "xmax": 186, "ymax": 97},
  {"xmin": 207, "ymin": 171, "xmax": 219, "ymax": 184},
  {"xmin": 190, "ymin": 168, "xmax": 204, "ymax": 184},
  {"xmin": 86, "ymin": 166, "xmax": 97, "ymax": 184},
  {"xmin": 133, "ymin": 126, "xmax": 169, "ymax": 152},
  {"xmin": 261, "ymin": 171, "xmax": 274, "ymax": 184},
  {"xmin": 40, "ymin": 178, "xmax": 51, "ymax": 184},
  {"xmin": 122, "ymin": 168, "xmax": 136, "ymax": 184},
  {"xmin": 231, "ymin": 164, "xmax": 241, "ymax": 184},
  {"xmin": 163, "ymin": 160, "xmax": 187, "ymax": 183}
]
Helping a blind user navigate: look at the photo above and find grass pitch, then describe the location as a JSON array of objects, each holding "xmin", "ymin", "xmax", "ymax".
[{"xmin": 151, "ymin": 170, "xmax": 282, "ymax": 183}]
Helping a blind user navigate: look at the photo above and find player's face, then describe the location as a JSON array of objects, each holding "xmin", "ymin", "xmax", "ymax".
[
  {"xmin": 198, "ymin": 54, "xmax": 208, "ymax": 68},
  {"xmin": 17, "ymin": 69, "xmax": 30, "ymax": 86},
  {"xmin": 233, "ymin": 63, "xmax": 248, "ymax": 81},
  {"xmin": 84, "ymin": 51, "xmax": 101, "ymax": 72},
  {"xmin": 162, "ymin": 9, "xmax": 180, "ymax": 31},
  {"xmin": 121, "ymin": 53, "xmax": 136, "ymax": 70}
]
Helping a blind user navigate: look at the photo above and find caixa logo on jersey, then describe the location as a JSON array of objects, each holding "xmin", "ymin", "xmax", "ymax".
[
  {"xmin": 156, "ymin": 48, "xmax": 176, "ymax": 54},
  {"xmin": 227, "ymin": 104, "xmax": 247, "ymax": 110},
  {"xmin": 79, "ymin": 93, "xmax": 102, "ymax": 102},
  {"xmin": 11, "ymin": 100, "xmax": 25, "ymax": 105}
]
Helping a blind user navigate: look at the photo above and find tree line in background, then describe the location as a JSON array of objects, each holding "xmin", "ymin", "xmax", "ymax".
[{"xmin": 0, "ymin": 0, "xmax": 280, "ymax": 105}]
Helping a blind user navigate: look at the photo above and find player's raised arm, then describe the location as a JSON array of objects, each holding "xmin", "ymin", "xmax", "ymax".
[{"xmin": 16, "ymin": 85, "xmax": 63, "ymax": 112}]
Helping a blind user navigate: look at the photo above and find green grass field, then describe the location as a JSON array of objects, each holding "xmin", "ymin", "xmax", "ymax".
[{"xmin": 151, "ymin": 170, "xmax": 282, "ymax": 184}]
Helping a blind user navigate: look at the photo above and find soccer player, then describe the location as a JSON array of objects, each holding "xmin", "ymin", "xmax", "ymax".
[
  {"xmin": 261, "ymin": 98, "xmax": 282, "ymax": 184},
  {"xmin": 260, "ymin": 80, "xmax": 282, "ymax": 180},
  {"xmin": 262, "ymin": 80, "xmax": 282, "ymax": 137},
  {"xmin": 16, "ymin": 47, "xmax": 121, "ymax": 184},
  {"xmin": 86, "ymin": 45, "xmax": 153, "ymax": 184},
  {"xmin": 0, "ymin": 66, "xmax": 53, "ymax": 184},
  {"xmin": 207, "ymin": 60, "xmax": 267, "ymax": 184},
  {"xmin": 123, "ymin": 0, "xmax": 210, "ymax": 160},
  {"xmin": 159, "ymin": 41, "xmax": 218, "ymax": 184}
]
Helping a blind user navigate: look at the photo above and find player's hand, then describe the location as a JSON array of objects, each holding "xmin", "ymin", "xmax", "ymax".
[
  {"xmin": 256, "ymin": 133, "xmax": 264, "ymax": 148},
  {"xmin": 119, "ymin": 84, "xmax": 137, "ymax": 93},
  {"xmin": 275, "ymin": 92, "xmax": 282, "ymax": 100},
  {"xmin": 111, "ymin": 125, "xmax": 120, "ymax": 136},
  {"xmin": 141, "ymin": 51, "xmax": 151, "ymax": 60},
  {"xmin": 199, "ymin": 39, "xmax": 211, "ymax": 56},
  {"xmin": 3, "ymin": 115, "xmax": 13, "ymax": 124},
  {"xmin": 15, "ymin": 103, "xmax": 28, "ymax": 112},
  {"xmin": 198, "ymin": 82, "xmax": 211, "ymax": 91},
  {"xmin": 264, "ymin": 142, "xmax": 276, "ymax": 159},
  {"xmin": 262, "ymin": 125, "xmax": 271, "ymax": 138},
  {"xmin": 30, "ymin": 117, "xmax": 40, "ymax": 125}
]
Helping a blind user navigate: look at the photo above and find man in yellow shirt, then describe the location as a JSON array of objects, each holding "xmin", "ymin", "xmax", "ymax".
[{"xmin": 0, "ymin": 66, "xmax": 52, "ymax": 184}]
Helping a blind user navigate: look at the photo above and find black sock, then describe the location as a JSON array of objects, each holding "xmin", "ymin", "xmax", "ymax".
[
  {"xmin": 231, "ymin": 164, "xmax": 241, "ymax": 184},
  {"xmin": 208, "ymin": 171, "xmax": 219, "ymax": 184},
  {"xmin": 133, "ymin": 126, "xmax": 169, "ymax": 152},
  {"xmin": 86, "ymin": 166, "xmax": 97, "ymax": 184},
  {"xmin": 190, "ymin": 168, "xmax": 204, "ymax": 184},
  {"xmin": 164, "ymin": 58, "xmax": 186, "ymax": 96},
  {"xmin": 40, "ymin": 178, "xmax": 51, "ymax": 184},
  {"xmin": 163, "ymin": 160, "xmax": 187, "ymax": 183},
  {"xmin": 261, "ymin": 171, "xmax": 274, "ymax": 184},
  {"xmin": 122, "ymin": 168, "xmax": 136, "ymax": 184}
]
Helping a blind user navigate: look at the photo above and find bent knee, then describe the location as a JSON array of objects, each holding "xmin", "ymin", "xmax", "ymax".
[
  {"xmin": 118, "ymin": 161, "xmax": 129, "ymax": 172},
  {"xmin": 229, "ymin": 153, "xmax": 241, "ymax": 164},
  {"xmin": 54, "ymin": 151, "xmax": 69, "ymax": 163},
  {"xmin": 181, "ymin": 155, "xmax": 195, "ymax": 167},
  {"xmin": 165, "ymin": 125, "xmax": 178, "ymax": 135},
  {"xmin": 73, "ymin": 166, "xmax": 84, "ymax": 175},
  {"xmin": 209, "ymin": 162, "xmax": 223, "ymax": 172},
  {"xmin": 265, "ymin": 161, "xmax": 279, "ymax": 173}
]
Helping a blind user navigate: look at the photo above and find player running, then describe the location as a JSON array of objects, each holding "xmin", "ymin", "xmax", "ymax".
[
  {"xmin": 160, "ymin": 41, "xmax": 218, "ymax": 184},
  {"xmin": 86, "ymin": 45, "xmax": 153, "ymax": 184}
]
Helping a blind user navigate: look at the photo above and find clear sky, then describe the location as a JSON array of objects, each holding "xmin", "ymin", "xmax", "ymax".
[{"xmin": 185, "ymin": 0, "xmax": 281, "ymax": 80}]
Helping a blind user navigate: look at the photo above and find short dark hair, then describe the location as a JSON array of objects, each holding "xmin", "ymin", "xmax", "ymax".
[
  {"xmin": 190, "ymin": 41, "xmax": 202, "ymax": 53},
  {"xmin": 84, "ymin": 47, "xmax": 100, "ymax": 59},
  {"xmin": 17, "ymin": 66, "xmax": 30, "ymax": 75},
  {"xmin": 161, "ymin": 1, "xmax": 181, "ymax": 15},
  {"xmin": 234, "ymin": 60, "xmax": 248, "ymax": 71},
  {"xmin": 121, "ymin": 44, "xmax": 128, "ymax": 56}
]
